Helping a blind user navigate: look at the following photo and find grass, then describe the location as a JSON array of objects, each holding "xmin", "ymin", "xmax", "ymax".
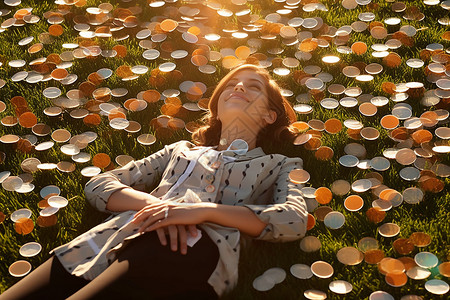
[{"xmin": 0, "ymin": 0, "xmax": 449, "ymax": 299}]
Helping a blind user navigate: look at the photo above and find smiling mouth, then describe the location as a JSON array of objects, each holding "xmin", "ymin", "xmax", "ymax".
[{"xmin": 227, "ymin": 93, "xmax": 249, "ymax": 102}]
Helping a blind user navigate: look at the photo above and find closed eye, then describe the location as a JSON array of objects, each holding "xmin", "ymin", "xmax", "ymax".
[{"xmin": 225, "ymin": 81, "xmax": 261, "ymax": 89}]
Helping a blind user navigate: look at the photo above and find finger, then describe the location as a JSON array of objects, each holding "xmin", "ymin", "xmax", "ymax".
[
  {"xmin": 132, "ymin": 203, "xmax": 166, "ymax": 223},
  {"xmin": 132, "ymin": 209, "xmax": 155, "ymax": 224},
  {"xmin": 177, "ymin": 225, "xmax": 187, "ymax": 255},
  {"xmin": 138, "ymin": 208, "xmax": 170, "ymax": 232},
  {"xmin": 168, "ymin": 225, "xmax": 178, "ymax": 252},
  {"xmin": 144, "ymin": 218, "xmax": 171, "ymax": 232},
  {"xmin": 132, "ymin": 203, "xmax": 159, "ymax": 221},
  {"xmin": 139, "ymin": 214, "xmax": 161, "ymax": 232},
  {"xmin": 132, "ymin": 205, "xmax": 165, "ymax": 223},
  {"xmin": 156, "ymin": 228, "xmax": 167, "ymax": 246},
  {"xmin": 187, "ymin": 224, "xmax": 198, "ymax": 237}
]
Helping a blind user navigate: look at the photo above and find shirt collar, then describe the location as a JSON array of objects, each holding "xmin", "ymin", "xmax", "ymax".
[
  {"xmin": 212, "ymin": 145, "xmax": 266, "ymax": 160},
  {"xmin": 184, "ymin": 141, "xmax": 267, "ymax": 161}
]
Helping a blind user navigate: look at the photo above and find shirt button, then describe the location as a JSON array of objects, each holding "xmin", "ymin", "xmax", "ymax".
[
  {"xmin": 205, "ymin": 174, "xmax": 215, "ymax": 183},
  {"xmin": 211, "ymin": 161, "xmax": 221, "ymax": 169},
  {"xmin": 205, "ymin": 184, "xmax": 215, "ymax": 193}
]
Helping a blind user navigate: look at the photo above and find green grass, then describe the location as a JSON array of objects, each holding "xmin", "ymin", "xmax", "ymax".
[{"xmin": 0, "ymin": 0, "xmax": 449, "ymax": 299}]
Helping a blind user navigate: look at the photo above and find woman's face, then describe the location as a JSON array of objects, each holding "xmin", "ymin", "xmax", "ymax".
[{"xmin": 216, "ymin": 69, "xmax": 276, "ymax": 127}]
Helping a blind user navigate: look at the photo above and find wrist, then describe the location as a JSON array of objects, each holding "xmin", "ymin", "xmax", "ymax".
[
  {"xmin": 143, "ymin": 193, "xmax": 161, "ymax": 207},
  {"xmin": 197, "ymin": 202, "xmax": 218, "ymax": 223},
  {"xmin": 186, "ymin": 202, "xmax": 217, "ymax": 223}
]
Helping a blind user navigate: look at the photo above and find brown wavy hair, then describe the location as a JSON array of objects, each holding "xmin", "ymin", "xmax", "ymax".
[{"xmin": 191, "ymin": 64, "xmax": 298, "ymax": 153}]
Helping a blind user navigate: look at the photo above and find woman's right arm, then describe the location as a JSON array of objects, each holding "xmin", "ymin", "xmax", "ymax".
[
  {"xmin": 84, "ymin": 140, "xmax": 193, "ymax": 214},
  {"xmin": 105, "ymin": 187, "xmax": 162, "ymax": 212}
]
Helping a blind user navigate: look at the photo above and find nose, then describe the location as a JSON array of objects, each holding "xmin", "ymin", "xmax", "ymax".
[{"xmin": 234, "ymin": 81, "xmax": 245, "ymax": 92}]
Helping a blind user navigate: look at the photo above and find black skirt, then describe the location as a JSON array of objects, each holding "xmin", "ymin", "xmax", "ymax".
[{"xmin": 112, "ymin": 229, "xmax": 220, "ymax": 299}]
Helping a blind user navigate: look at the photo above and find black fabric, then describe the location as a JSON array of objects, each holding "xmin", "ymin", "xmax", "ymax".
[{"xmin": 0, "ymin": 231, "xmax": 220, "ymax": 300}]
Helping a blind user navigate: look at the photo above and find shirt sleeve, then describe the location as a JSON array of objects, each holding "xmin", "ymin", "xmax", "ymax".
[
  {"xmin": 244, "ymin": 156, "xmax": 308, "ymax": 242},
  {"xmin": 84, "ymin": 140, "xmax": 192, "ymax": 214}
]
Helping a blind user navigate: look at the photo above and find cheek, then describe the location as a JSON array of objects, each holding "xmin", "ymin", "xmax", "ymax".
[
  {"xmin": 254, "ymin": 96, "xmax": 271, "ymax": 110},
  {"xmin": 216, "ymin": 96, "xmax": 225, "ymax": 113},
  {"xmin": 218, "ymin": 90, "xmax": 229, "ymax": 101},
  {"xmin": 251, "ymin": 90, "xmax": 267, "ymax": 100},
  {"xmin": 217, "ymin": 94, "xmax": 225, "ymax": 105}
]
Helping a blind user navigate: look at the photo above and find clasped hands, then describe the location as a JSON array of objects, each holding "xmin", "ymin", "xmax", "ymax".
[{"xmin": 130, "ymin": 201, "xmax": 209, "ymax": 255}]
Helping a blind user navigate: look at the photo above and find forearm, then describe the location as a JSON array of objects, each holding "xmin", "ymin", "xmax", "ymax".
[
  {"xmin": 106, "ymin": 187, "xmax": 161, "ymax": 212},
  {"xmin": 202, "ymin": 203, "xmax": 268, "ymax": 237}
]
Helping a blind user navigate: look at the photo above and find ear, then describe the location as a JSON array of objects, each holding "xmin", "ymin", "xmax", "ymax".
[{"xmin": 263, "ymin": 110, "xmax": 277, "ymax": 125}]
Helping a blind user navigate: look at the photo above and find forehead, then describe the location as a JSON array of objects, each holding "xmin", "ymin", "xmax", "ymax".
[{"xmin": 227, "ymin": 69, "xmax": 266, "ymax": 84}]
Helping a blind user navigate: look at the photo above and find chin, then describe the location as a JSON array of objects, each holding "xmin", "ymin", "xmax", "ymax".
[
  {"xmin": 218, "ymin": 109, "xmax": 256, "ymax": 123},
  {"xmin": 223, "ymin": 104, "xmax": 247, "ymax": 114}
]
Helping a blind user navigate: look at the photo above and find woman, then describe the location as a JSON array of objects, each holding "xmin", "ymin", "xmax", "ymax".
[{"xmin": 1, "ymin": 64, "xmax": 307, "ymax": 299}]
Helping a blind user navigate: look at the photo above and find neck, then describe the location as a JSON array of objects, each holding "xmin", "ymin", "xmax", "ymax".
[{"xmin": 216, "ymin": 124, "xmax": 258, "ymax": 151}]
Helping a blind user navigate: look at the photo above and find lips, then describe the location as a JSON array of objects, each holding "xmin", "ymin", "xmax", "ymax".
[{"xmin": 227, "ymin": 92, "xmax": 249, "ymax": 102}]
